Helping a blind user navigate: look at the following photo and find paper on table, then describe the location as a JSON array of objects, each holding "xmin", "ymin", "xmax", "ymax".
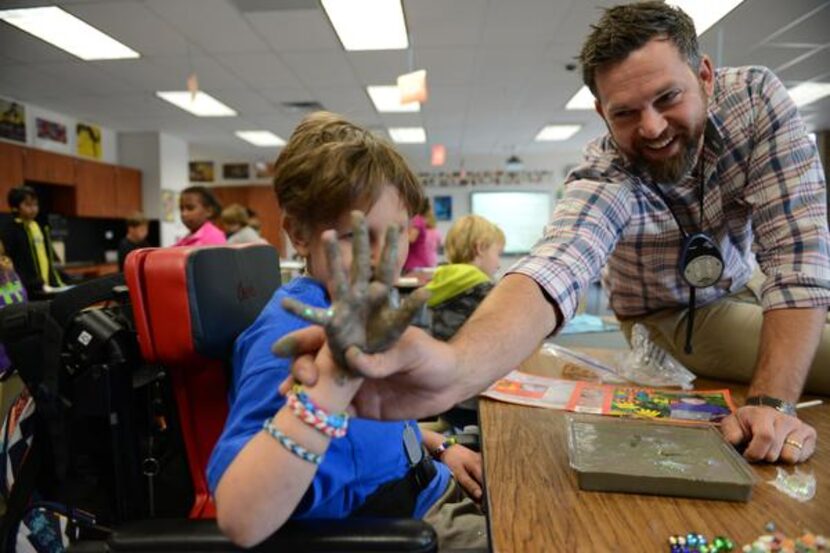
[
  {"xmin": 482, "ymin": 371, "xmax": 735, "ymax": 424},
  {"xmin": 481, "ymin": 371, "xmax": 578, "ymax": 409}
]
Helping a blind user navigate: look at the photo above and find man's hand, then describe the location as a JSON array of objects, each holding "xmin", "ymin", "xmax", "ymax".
[
  {"xmin": 275, "ymin": 211, "xmax": 429, "ymax": 374},
  {"xmin": 439, "ymin": 445, "xmax": 484, "ymax": 502},
  {"xmin": 721, "ymin": 406, "xmax": 816, "ymax": 464},
  {"xmin": 276, "ymin": 324, "xmax": 463, "ymax": 420}
]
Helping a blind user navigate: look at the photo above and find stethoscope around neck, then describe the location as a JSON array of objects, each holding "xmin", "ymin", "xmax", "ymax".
[{"xmin": 647, "ymin": 171, "xmax": 724, "ymax": 354}]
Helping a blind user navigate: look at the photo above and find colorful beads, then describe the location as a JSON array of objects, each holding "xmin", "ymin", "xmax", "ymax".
[
  {"xmin": 668, "ymin": 533, "xmax": 730, "ymax": 552},
  {"xmin": 287, "ymin": 386, "xmax": 350, "ymax": 438},
  {"xmin": 668, "ymin": 528, "xmax": 827, "ymax": 553},
  {"xmin": 741, "ymin": 531, "xmax": 827, "ymax": 552}
]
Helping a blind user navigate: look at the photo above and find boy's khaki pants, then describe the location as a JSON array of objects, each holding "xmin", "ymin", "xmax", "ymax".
[{"xmin": 619, "ymin": 270, "xmax": 830, "ymax": 395}]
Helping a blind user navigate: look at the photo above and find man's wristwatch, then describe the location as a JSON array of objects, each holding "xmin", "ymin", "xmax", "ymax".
[{"xmin": 744, "ymin": 395, "xmax": 796, "ymax": 416}]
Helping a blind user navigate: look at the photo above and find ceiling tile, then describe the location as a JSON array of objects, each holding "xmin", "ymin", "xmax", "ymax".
[
  {"xmin": 348, "ymin": 51, "xmax": 411, "ymax": 85},
  {"xmin": 0, "ymin": 25, "xmax": 78, "ymax": 63},
  {"xmin": 776, "ymin": 46, "xmax": 830, "ymax": 82},
  {"xmin": 144, "ymin": 0, "xmax": 268, "ymax": 53},
  {"xmin": 209, "ymin": 88, "xmax": 276, "ymax": 115},
  {"xmin": 244, "ymin": 8, "xmax": 341, "ymax": 52},
  {"xmin": 764, "ymin": 2, "xmax": 830, "ymax": 47},
  {"xmin": 65, "ymin": 0, "xmax": 189, "ymax": 57},
  {"xmin": 313, "ymin": 85, "xmax": 376, "ymax": 119},
  {"xmin": 281, "ymin": 50, "xmax": 359, "ymax": 87},
  {"xmin": 729, "ymin": 44, "xmax": 817, "ymax": 71},
  {"xmin": 214, "ymin": 52, "xmax": 304, "ymax": 88},
  {"xmin": 405, "ymin": 0, "xmax": 488, "ymax": 47},
  {"xmin": 414, "ymin": 47, "xmax": 478, "ymax": 86}
]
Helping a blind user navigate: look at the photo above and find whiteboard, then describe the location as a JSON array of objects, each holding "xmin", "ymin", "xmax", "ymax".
[{"xmin": 470, "ymin": 192, "xmax": 551, "ymax": 254}]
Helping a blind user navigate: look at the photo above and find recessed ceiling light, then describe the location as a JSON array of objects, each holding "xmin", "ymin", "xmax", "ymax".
[
  {"xmin": 565, "ymin": 86, "xmax": 596, "ymax": 110},
  {"xmin": 665, "ymin": 0, "xmax": 747, "ymax": 36},
  {"xmin": 367, "ymin": 86, "xmax": 420, "ymax": 113},
  {"xmin": 535, "ymin": 124, "xmax": 582, "ymax": 142},
  {"xmin": 322, "ymin": 0, "xmax": 408, "ymax": 51},
  {"xmin": 0, "ymin": 6, "xmax": 140, "ymax": 60},
  {"xmin": 389, "ymin": 127, "xmax": 426, "ymax": 144},
  {"xmin": 235, "ymin": 131, "xmax": 286, "ymax": 147},
  {"xmin": 787, "ymin": 82, "xmax": 830, "ymax": 108},
  {"xmin": 156, "ymin": 91, "xmax": 237, "ymax": 117}
]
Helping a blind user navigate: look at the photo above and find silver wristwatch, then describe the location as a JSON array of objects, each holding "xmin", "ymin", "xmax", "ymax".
[{"xmin": 744, "ymin": 395, "xmax": 796, "ymax": 416}]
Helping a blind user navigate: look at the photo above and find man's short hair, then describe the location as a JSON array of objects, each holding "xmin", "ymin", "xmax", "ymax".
[
  {"xmin": 579, "ymin": 1, "xmax": 701, "ymax": 97},
  {"xmin": 7, "ymin": 186, "xmax": 37, "ymax": 210},
  {"xmin": 444, "ymin": 215, "xmax": 505, "ymax": 265},
  {"xmin": 221, "ymin": 203, "xmax": 249, "ymax": 226},
  {"xmin": 126, "ymin": 211, "xmax": 148, "ymax": 227},
  {"xmin": 272, "ymin": 111, "xmax": 424, "ymax": 232}
]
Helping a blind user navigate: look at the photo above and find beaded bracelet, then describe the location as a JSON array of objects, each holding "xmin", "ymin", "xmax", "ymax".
[
  {"xmin": 287, "ymin": 386, "xmax": 350, "ymax": 439},
  {"xmin": 262, "ymin": 417, "xmax": 323, "ymax": 465},
  {"xmin": 430, "ymin": 436, "xmax": 458, "ymax": 459}
]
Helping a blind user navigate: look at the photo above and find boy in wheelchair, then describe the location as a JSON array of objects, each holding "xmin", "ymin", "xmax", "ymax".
[{"xmin": 207, "ymin": 112, "xmax": 487, "ymax": 550}]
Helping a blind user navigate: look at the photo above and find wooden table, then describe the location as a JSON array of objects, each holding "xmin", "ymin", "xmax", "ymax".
[{"xmin": 479, "ymin": 348, "xmax": 830, "ymax": 552}]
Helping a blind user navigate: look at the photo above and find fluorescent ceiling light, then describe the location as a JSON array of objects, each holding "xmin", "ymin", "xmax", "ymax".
[
  {"xmin": 367, "ymin": 85, "xmax": 420, "ymax": 113},
  {"xmin": 322, "ymin": 0, "xmax": 408, "ymax": 51},
  {"xmin": 665, "ymin": 0, "xmax": 747, "ymax": 35},
  {"xmin": 0, "ymin": 6, "xmax": 139, "ymax": 60},
  {"xmin": 787, "ymin": 82, "xmax": 830, "ymax": 108},
  {"xmin": 156, "ymin": 91, "xmax": 237, "ymax": 117},
  {"xmin": 565, "ymin": 86, "xmax": 595, "ymax": 110},
  {"xmin": 235, "ymin": 131, "xmax": 286, "ymax": 147},
  {"xmin": 535, "ymin": 124, "xmax": 582, "ymax": 142},
  {"xmin": 389, "ymin": 127, "xmax": 426, "ymax": 144}
]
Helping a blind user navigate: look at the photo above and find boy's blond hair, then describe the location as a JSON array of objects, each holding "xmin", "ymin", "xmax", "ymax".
[
  {"xmin": 221, "ymin": 203, "xmax": 249, "ymax": 227},
  {"xmin": 444, "ymin": 215, "xmax": 505, "ymax": 264},
  {"xmin": 272, "ymin": 111, "xmax": 424, "ymax": 232},
  {"xmin": 125, "ymin": 211, "xmax": 148, "ymax": 227}
]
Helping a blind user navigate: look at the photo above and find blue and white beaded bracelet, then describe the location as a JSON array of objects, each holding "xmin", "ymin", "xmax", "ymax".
[{"xmin": 262, "ymin": 417, "xmax": 324, "ymax": 465}]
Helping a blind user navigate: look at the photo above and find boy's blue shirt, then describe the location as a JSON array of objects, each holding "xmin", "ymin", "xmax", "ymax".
[{"xmin": 207, "ymin": 277, "xmax": 450, "ymax": 519}]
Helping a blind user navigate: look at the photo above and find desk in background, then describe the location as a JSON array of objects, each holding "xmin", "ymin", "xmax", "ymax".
[
  {"xmin": 60, "ymin": 262, "xmax": 119, "ymax": 279},
  {"xmin": 480, "ymin": 348, "xmax": 829, "ymax": 552}
]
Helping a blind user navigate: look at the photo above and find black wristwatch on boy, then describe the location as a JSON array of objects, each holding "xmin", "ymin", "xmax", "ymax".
[{"xmin": 744, "ymin": 395, "xmax": 796, "ymax": 416}]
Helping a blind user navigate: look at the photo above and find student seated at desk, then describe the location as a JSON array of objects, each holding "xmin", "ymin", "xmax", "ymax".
[
  {"xmin": 207, "ymin": 112, "xmax": 486, "ymax": 550},
  {"xmin": 426, "ymin": 215, "xmax": 505, "ymax": 341}
]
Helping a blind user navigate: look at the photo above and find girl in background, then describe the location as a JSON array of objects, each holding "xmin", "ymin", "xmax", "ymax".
[
  {"xmin": 174, "ymin": 186, "xmax": 226, "ymax": 247},
  {"xmin": 422, "ymin": 199, "xmax": 441, "ymax": 268}
]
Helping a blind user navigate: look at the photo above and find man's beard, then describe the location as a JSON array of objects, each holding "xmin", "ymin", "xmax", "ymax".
[
  {"xmin": 625, "ymin": 82, "xmax": 709, "ymax": 184},
  {"xmin": 633, "ymin": 129, "xmax": 701, "ymax": 184}
]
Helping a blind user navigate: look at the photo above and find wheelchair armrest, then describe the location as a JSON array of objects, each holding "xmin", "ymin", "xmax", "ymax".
[{"xmin": 107, "ymin": 517, "xmax": 437, "ymax": 552}]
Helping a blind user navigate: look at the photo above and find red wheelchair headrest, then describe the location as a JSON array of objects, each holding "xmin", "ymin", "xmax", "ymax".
[{"xmin": 125, "ymin": 244, "xmax": 281, "ymax": 366}]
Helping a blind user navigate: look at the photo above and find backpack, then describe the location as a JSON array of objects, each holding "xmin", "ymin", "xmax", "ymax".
[{"xmin": 0, "ymin": 274, "xmax": 191, "ymax": 552}]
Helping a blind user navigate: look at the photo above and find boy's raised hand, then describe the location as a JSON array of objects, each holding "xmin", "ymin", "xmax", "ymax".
[{"xmin": 275, "ymin": 211, "xmax": 430, "ymax": 374}]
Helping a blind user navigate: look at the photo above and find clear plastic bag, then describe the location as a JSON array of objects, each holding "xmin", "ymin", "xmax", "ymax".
[
  {"xmin": 540, "ymin": 343, "xmax": 627, "ymax": 383},
  {"xmin": 618, "ymin": 323, "xmax": 696, "ymax": 389},
  {"xmin": 768, "ymin": 467, "xmax": 816, "ymax": 502}
]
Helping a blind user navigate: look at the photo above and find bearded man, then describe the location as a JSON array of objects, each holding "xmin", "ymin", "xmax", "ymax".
[{"xmin": 280, "ymin": 2, "xmax": 830, "ymax": 466}]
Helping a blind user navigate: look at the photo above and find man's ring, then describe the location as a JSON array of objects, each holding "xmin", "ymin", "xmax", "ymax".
[{"xmin": 784, "ymin": 438, "xmax": 803, "ymax": 450}]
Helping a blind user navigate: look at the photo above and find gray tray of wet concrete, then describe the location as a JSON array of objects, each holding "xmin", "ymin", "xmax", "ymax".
[{"xmin": 566, "ymin": 415, "xmax": 756, "ymax": 501}]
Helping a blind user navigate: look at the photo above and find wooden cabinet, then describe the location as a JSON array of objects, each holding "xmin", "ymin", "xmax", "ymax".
[
  {"xmin": 115, "ymin": 167, "xmax": 142, "ymax": 217},
  {"xmin": 22, "ymin": 147, "xmax": 75, "ymax": 185},
  {"xmin": 0, "ymin": 141, "xmax": 24, "ymax": 211},
  {"xmin": 2, "ymin": 144, "xmax": 143, "ymax": 218},
  {"xmin": 74, "ymin": 159, "xmax": 116, "ymax": 218}
]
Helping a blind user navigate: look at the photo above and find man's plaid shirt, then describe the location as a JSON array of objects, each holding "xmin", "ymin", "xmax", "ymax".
[{"xmin": 509, "ymin": 66, "xmax": 830, "ymax": 326}]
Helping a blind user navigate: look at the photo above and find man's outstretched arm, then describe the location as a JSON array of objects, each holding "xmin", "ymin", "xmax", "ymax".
[{"xmin": 279, "ymin": 273, "xmax": 560, "ymax": 421}]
